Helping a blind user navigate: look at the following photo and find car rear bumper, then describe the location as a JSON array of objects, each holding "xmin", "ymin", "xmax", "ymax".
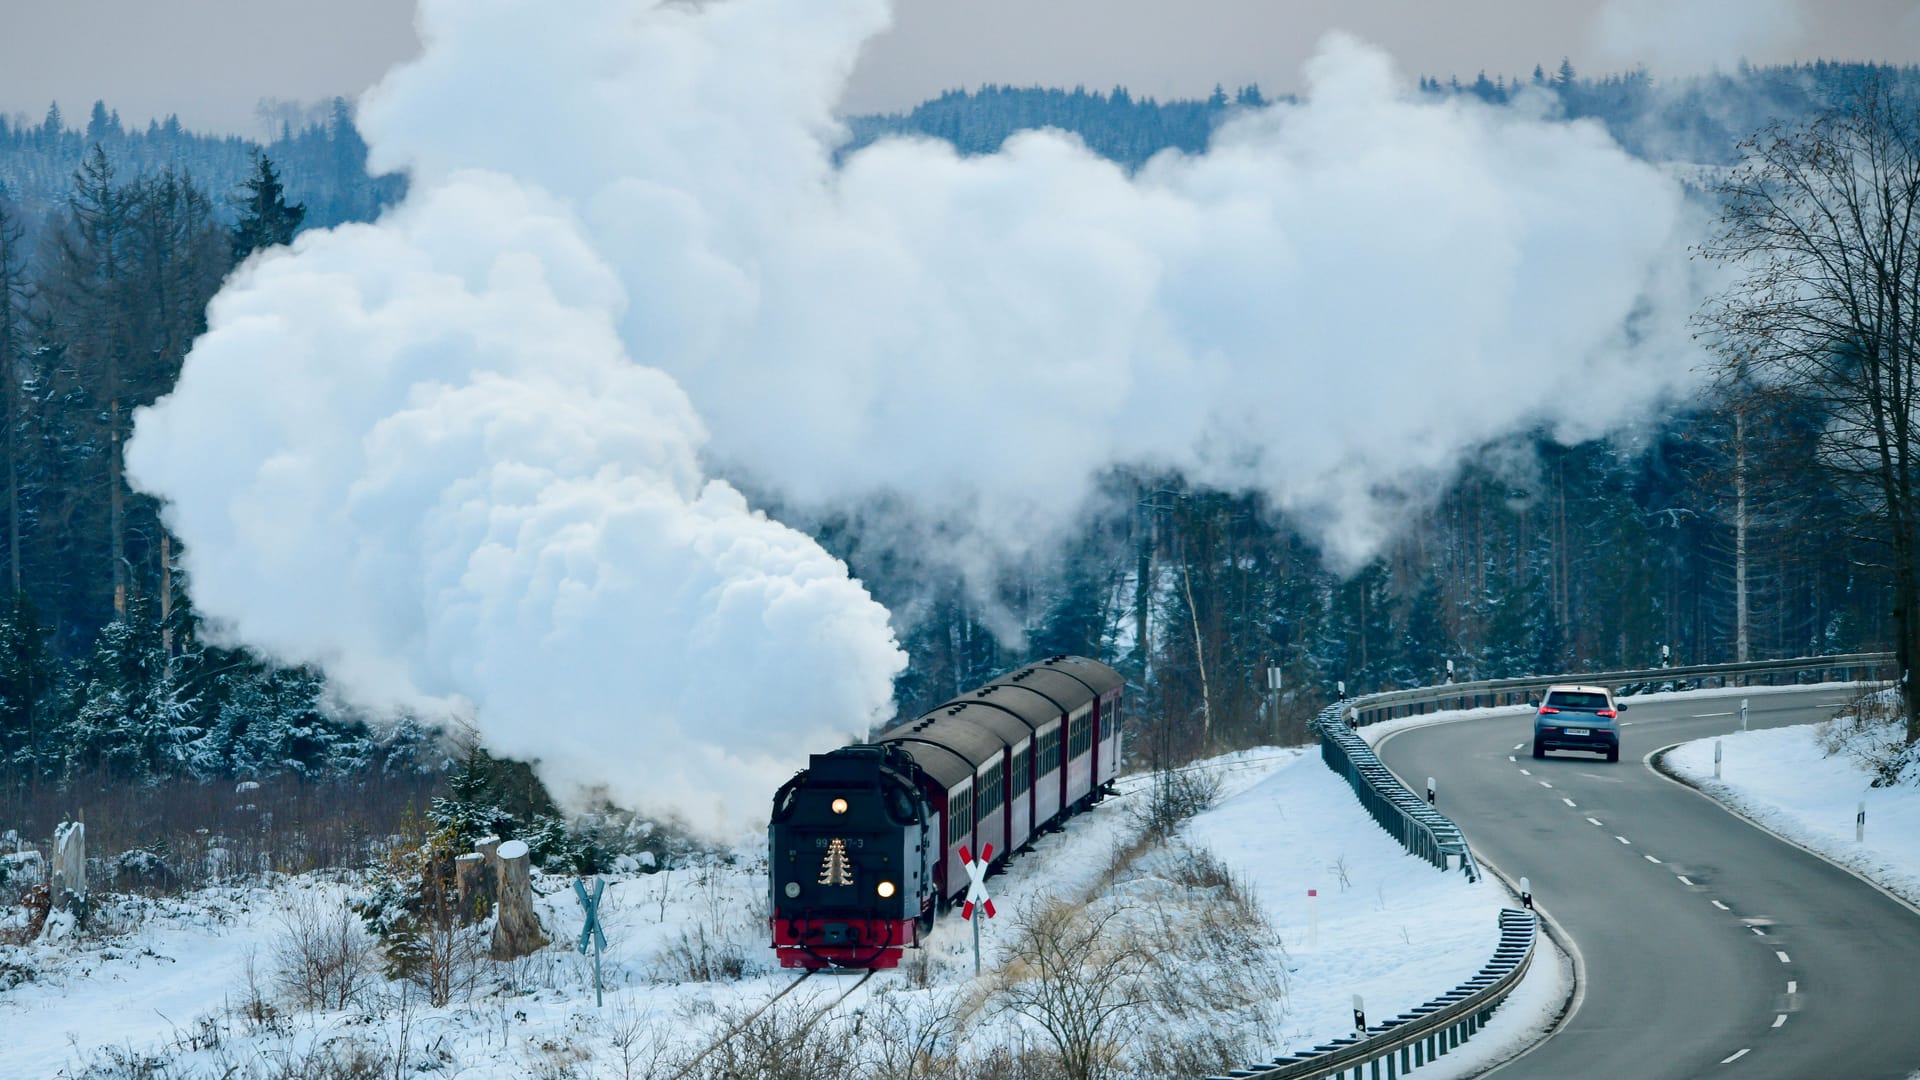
[{"xmin": 1535, "ymin": 729, "xmax": 1618, "ymax": 752}]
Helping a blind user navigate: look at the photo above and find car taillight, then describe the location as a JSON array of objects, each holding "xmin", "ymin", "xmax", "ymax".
[
  {"xmin": 1596, "ymin": 709, "xmax": 1617, "ymax": 719},
  {"xmin": 1538, "ymin": 706, "xmax": 1559, "ymax": 715}
]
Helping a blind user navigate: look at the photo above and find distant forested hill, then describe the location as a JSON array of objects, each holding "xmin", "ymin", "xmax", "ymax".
[{"xmin": 0, "ymin": 97, "xmax": 403, "ymax": 232}]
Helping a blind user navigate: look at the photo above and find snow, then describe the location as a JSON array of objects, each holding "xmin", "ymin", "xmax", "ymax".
[
  {"xmin": 0, "ymin": 745, "xmax": 1551, "ymax": 1077},
  {"xmin": 1663, "ymin": 705, "xmax": 1920, "ymax": 909}
]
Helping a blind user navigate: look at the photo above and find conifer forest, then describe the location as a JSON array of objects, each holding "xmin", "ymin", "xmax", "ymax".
[{"xmin": 0, "ymin": 61, "xmax": 1916, "ymax": 859}]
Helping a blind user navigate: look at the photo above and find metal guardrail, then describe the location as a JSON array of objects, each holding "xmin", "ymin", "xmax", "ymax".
[
  {"xmin": 1216, "ymin": 651, "xmax": 1896, "ymax": 1080},
  {"xmin": 1210, "ymin": 908, "xmax": 1537, "ymax": 1080},
  {"xmin": 1312, "ymin": 702, "xmax": 1478, "ymax": 882},
  {"xmin": 1342, "ymin": 651, "xmax": 1895, "ymax": 728}
]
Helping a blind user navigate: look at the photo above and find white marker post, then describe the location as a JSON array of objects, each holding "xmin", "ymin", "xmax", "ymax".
[
  {"xmin": 1353, "ymin": 993, "xmax": 1367, "ymax": 1035},
  {"xmin": 1519, "ymin": 876, "xmax": 1533, "ymax": 909},
  {"xmin": 1740, "ymin": 699, "xmax": 1750, "ymax": 732},
  {"xmin": 959, "ymin": 843, "xmax": 995, "ymax": 976},
  {"xmin": 1858, "ymin": 801, "xmax": 1866, "ymax": 843},
  {"xmin": 1426, "ymin": 777, "xmax": 1436, "ymax": 806},
  {"xmin": 1308, "ymin": 887, "xmax": 1318, "ymax": 948},
  {"xmin": 1715, "ymin": 739, "xmax": 1723, "ymax": 779}
]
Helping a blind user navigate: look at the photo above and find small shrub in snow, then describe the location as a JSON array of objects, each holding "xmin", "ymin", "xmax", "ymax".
[
  {"xmin": 111, "ymin": 845, "xmax": 180, "ymax": 895},
  {"xmin": 1816, "ymin": 694, "xmax": 1918, "ymax": 787},
  {"xmin": 271, "ymin": 889, "xmax": 376, "ymax": 1011}
]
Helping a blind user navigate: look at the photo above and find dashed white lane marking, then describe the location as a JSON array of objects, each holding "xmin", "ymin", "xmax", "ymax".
[
  {"xmin": 1776, "ymin": 951, "xmax": 1792, "ymax": 964},
  {"xmin": 1750, "ymin": 927, "xmax": 1766, "ymax": 936},
  {"xmin": 1508, "ymin": 755, "xmax": 1517, "ymax": 763},
  {"xmin": 1514, "ymin": 743, "xmax": 1526, "ymax": 751},
  {"xmin": 1540, "ymin": 781, "xmax": 1554, "ymax": 789},
  {"xmin": 1787, "ymin": 981, "xmax": 1797, "ymax": 994},
  {"xmin": 1616, "ymin": 835, "xmax": 1632, "ymax": 845},
  {"xmin": 1722, "ymin": 1049, "xmax": 1750, "ymax": 1064},
  {"xmin": 1587, "ymin": 817, "xmax": 1604, "ymax": 827},
  {"xmin": 1519, "ymin": 768, "xmax": 1532, "ymax": 776},
  {"xmin": 1713, "ymin": 900, "xmax": 1731, "ymax": 910},
  {"xmin": 1645, "ymin": 854, "xmax": 1662, "ymax": 864},
  {"xmin": 1773, "ymin": 1014, "xmax": 1787, "ymax": 1028},
  {"xmin": 1695, "ymin": 711, "xmax": 1733, "ymax": 717},
  {"xmin": 1563, "ymin": 797, "xmax": 1577, "ymax": 807},
  {"xmin": 1678, "ymin": 875, "xmax": 1695, "ymax": 885}
]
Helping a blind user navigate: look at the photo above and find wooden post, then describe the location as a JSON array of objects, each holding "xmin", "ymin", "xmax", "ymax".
[{"xmin": 491, "ymin": 839, "xmax": 546, "ymax": 960}]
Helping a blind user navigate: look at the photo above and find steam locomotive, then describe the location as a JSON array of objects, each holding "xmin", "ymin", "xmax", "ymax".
[{"xmin": 769, "ymin": 655, "xmax": 1125, "ymax": 969}]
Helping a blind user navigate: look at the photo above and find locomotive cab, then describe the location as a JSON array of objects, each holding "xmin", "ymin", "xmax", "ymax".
[{"xmin": 769, "ymin": 744, "xmax": 934, "ymax": 968}]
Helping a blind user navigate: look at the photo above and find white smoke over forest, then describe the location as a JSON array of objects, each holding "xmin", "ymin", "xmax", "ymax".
[{"xmin": 128, "ymin": 0, "xmax": 1709, "ymax": 837}]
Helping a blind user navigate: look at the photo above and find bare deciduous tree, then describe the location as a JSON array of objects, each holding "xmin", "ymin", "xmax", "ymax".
[{"xmin": 1700, "ymin": 73, "xmax": 1920, "ymax": 736}]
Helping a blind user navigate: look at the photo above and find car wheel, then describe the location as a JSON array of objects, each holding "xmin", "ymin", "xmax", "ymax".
[
  {"xmin": 1606, "ymin": 745, "xmax": 1620, "ymax": 763},
  {"xmin": 1531, "ymin": 740, "xmax": 1545, "ymax": 759}
]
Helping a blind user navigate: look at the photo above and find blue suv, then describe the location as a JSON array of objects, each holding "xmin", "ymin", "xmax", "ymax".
[{"xmin": 1532, "ymin": 684, "xmax": 1625, "ymax": 762}]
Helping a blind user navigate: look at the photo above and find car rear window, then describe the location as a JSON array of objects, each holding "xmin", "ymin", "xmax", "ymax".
[{"xmin": 1546, "ymin": 691, "xmax": 1610, "ymax": 710}]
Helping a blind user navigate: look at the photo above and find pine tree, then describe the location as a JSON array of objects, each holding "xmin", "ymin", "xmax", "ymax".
[{"xmin": 230, "ymin": 152, "xmax": 305, "ymax": 262}]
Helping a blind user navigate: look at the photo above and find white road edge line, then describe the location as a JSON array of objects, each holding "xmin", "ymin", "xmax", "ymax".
[
  {"xmin": 1721, "ymin": 1048, "xmax": 1750, "ymax": 1064},
  {"xmin": 1695, "ymin": 711, "xmax": 1733, "ymax": 717}
]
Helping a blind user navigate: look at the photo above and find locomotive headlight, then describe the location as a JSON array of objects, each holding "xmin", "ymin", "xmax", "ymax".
[
  {"xmin": 876, "ymin": 880, "xmax": 896, "ymax": 899},
  {"xmin": 831, "ymin": 797, "xmax": 849, "ymax": 814},
  {"xmin": 784, "ymin": 881, "xmax": 801, "ymax": 899}
]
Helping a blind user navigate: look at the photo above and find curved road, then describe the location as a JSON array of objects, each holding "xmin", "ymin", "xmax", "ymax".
[{"xmin": 1378, "ymin": 686, "xmax": 1920, "ymax": 1079}]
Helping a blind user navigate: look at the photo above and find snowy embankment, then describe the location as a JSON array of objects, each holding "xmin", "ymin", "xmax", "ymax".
[
  {"xmin": 1662, "ymin": 711, "xmax": 1920, "ymax": 909},
  {"xmin": 0, "ymin": 745, "xmax": 1547, "ymax": 1078}
]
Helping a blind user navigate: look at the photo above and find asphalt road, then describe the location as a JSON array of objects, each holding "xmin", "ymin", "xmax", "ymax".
[{"xmin": 1376, "ymin": 685, "xmax": 1920, "ymax": 1079}]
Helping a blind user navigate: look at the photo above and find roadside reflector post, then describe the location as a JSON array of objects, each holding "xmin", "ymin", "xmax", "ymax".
[
  {"xmin": 1353, "ymin": 993, "xmax": 1367, "ymax": 1035},
  {"xmin": 1426, "ymin": 777, "xmax": 1437, "ymax": 805},
  {"xmin": 1715, "ymin": 739, "xmax": 1723, "ymax": 779},
  {"xmin": 1520, "ymin": 876, "xmax": 1533, "ymax": 909},
  {"xmin": 1858, "ymin": 800, "xmax": 1867, "ymax": 843},
  {"xmin": 1740, "ymin": 699, "xmax": 1749, "ymax": 732}
]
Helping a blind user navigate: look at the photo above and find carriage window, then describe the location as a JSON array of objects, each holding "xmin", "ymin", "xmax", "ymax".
[
  {"xmin": 1012, "ymin": 746, "xmax": 1030, "ymax": 793},
  {"xmin": 948, "ymin": 787, "xmax": 973, "ymax": 846},
  {"xmin": 979, "ymin": 764, "xmax": 1001, "ymax": 818}
]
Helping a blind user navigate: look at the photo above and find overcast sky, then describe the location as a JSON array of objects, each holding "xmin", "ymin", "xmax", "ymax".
[{"xmin": 4, "ymin": 0, "xmax": 1919, "ymax": 137}]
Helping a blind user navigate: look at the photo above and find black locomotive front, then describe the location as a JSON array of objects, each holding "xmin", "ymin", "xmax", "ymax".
[{"xmin": 769, "ymin": 743, "xmax": 935, "ymax": 968}]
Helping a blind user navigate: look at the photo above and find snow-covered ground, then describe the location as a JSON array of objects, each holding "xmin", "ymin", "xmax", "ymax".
[
  {"xmin": 1662, "ymin": 699, "xmax": 1920, "ymax": 910},
  {"xmin": 0, "ymin": 744, "xmax": 1548, "ymax": 1078}
]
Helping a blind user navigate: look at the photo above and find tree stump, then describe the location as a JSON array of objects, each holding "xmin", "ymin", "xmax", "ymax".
[
  {"xmin": 50, "ymin": 821, "xmax": 84, "ymax": 912},
  {"xmin": 454, "ymin": 852, "xmax": 493, "ymax": 925},
  {"xmin": 490, "ymin": 839, "xmax": 546, "ymax": 960}
]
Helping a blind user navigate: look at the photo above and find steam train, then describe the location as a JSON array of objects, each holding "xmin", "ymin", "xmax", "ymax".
[{"xmin": 769, "ymin": 655, "xmax": 1125, "ymax": 969}]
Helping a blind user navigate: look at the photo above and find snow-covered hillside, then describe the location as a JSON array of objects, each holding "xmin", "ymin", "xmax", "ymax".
[{"xmin": 0, "ymin": 747, "xmax": 1546, "ymax": 1078}]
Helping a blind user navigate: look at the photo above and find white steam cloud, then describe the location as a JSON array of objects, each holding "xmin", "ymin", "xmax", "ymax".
[{"xmin": 129, "ymin": 0, "xmax": 1708, "ymax": 836}]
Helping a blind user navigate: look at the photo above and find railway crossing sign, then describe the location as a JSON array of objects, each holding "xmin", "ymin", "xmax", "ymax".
[
  {"xmin": 574, "ymin": 876, "xmax": 608, "ymax": 1006},
  {"xmin": 958, "ymin": 844, "xmax": 994, "ymax": 977},
  {"xmin": 958, "ymin": 844, "xmax": 995, "ymax": 920}
]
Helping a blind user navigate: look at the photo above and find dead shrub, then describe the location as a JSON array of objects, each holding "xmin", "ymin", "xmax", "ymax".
[{"xmin": 271, "ymin": 889, "xmax": 376, "ymax": 1011}]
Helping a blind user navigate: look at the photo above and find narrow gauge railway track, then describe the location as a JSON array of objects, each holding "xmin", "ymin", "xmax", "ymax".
[{"xmin": 670, "ymin": 967, "xmax": 874, "ymax": 1079}]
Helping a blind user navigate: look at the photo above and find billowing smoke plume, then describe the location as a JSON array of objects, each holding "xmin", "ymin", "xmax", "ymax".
[{"xmin": 129, "ymin": 0, "xmax": 1708, "ymax": 836}]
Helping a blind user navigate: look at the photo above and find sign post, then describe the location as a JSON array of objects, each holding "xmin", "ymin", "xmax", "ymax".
[
  {"xmin": 574, "ymin": 876, "xmax": 608, "ymax": 1007},
  {"xmin": 959, "ymin": 844, "xmax": 995, "ymax": 976}
]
